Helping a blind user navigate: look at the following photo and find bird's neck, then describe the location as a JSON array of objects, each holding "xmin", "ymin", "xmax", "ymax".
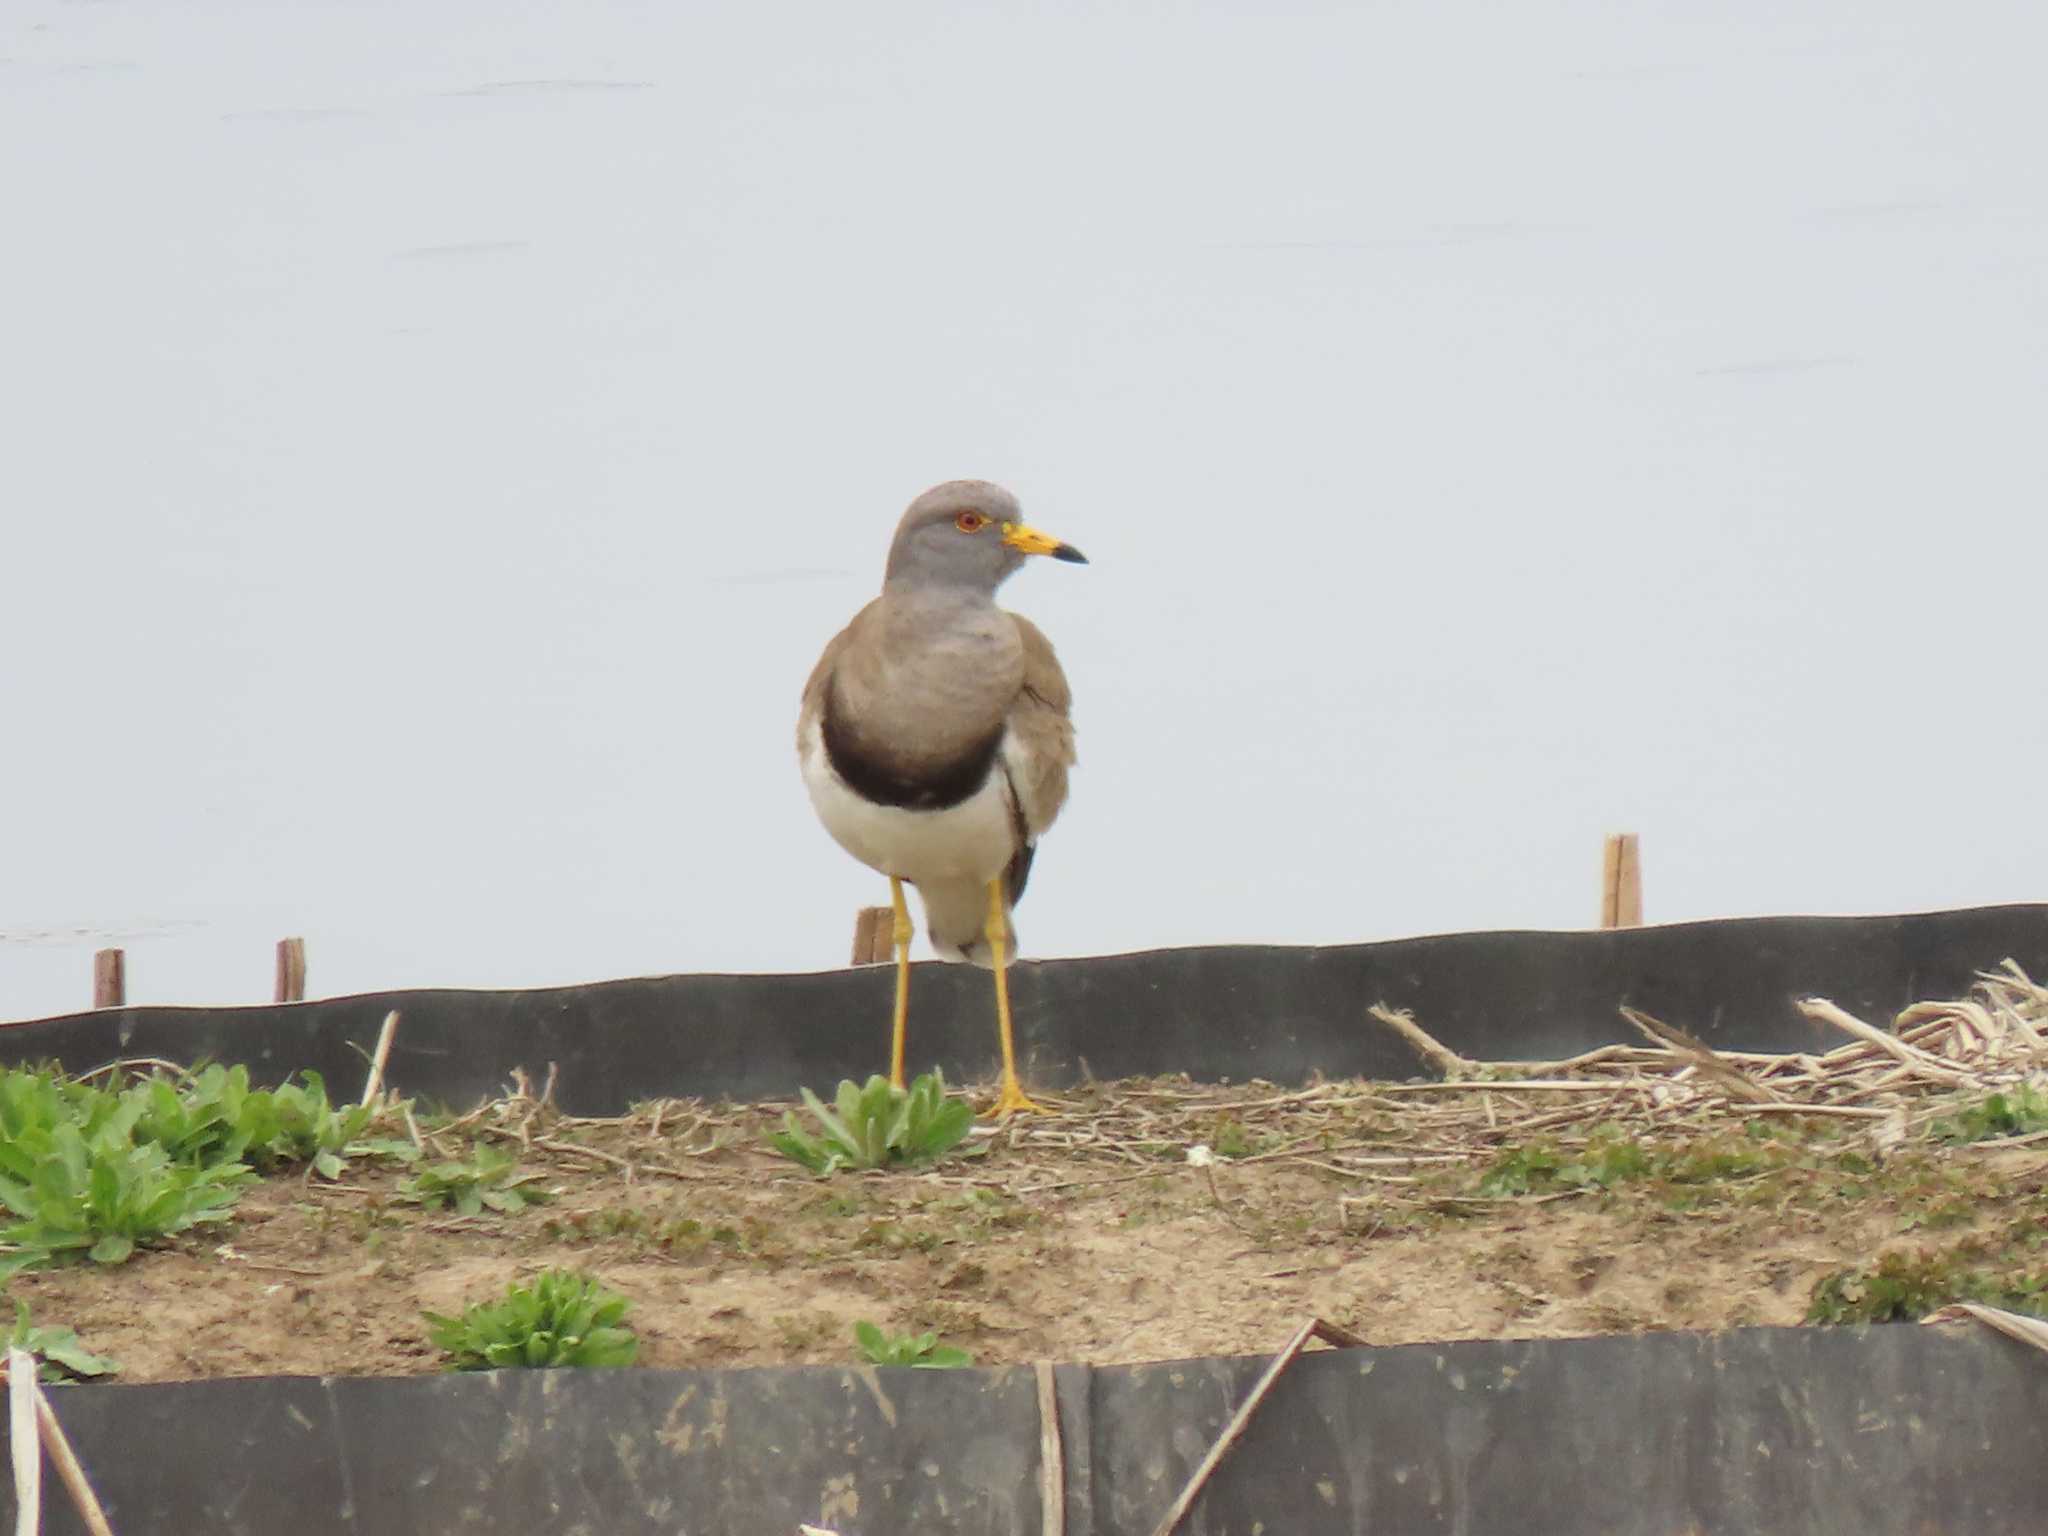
[
  {"xmin": 831, "ymin": 587, "xmax": 1022, "ymax": 759},
  {"xmin": 881, "ymin": 575, "xmax": 999, "ymax": 612}
]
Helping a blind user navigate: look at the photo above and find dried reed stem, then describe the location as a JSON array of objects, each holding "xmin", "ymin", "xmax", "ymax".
[
  {"xmin": 1796, "ymin": 999, "xmax": 1968, "ymax": 1084},
  {"xmin": 1367, "ymin": 1004, "xmax": 1478, "ymax": 1077},
  {"xmin": 359, "ymin": 1009, "xmax": 401, "ymax": 1106},
  {"xmin": 1619, "ymin": 1007, "xmax": 1784, "ymax": 1105}
]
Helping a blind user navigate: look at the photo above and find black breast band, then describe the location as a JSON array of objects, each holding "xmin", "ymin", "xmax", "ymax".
[{"xmin": 821, "ymin": 687, "xmax": 1005, "ymax": 812}]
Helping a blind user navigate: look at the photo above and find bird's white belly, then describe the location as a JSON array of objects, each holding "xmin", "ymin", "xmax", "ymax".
[{"xmin": 800, "ymin": 718, "xmax": 1016, "ymax": 886}]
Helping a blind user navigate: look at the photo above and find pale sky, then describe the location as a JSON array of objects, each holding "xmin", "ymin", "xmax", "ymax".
[{"xmin": 4, "ymin": 1, "xmax": 2045, "ymax": 1021}]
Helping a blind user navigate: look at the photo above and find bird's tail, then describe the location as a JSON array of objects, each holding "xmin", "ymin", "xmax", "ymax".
[{"xmin": 918, "ymin": 878, "xmax": 1015, "ymax": 969}]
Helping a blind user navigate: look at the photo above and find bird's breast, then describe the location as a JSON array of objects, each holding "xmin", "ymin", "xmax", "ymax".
[{"xmin": 799, "ymin": 714, "xmax": 1018, "ymax": 886}]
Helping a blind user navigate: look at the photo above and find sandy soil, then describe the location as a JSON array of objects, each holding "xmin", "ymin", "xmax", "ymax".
[{"xmin": 10, "ymin": 1072, "xmax": 2043, "ymax": 1385}]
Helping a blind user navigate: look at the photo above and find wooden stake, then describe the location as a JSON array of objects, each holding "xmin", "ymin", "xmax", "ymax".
[
  {"xmin": 274, "ymin": 936, "xmax": 307, "ymax": 1003},
  {"xmin": 91, "ymin": 949, "xmax": 125, "ymax": 1009},
  {"xmin": 9, "ymin": 1348, "xmax": 39, "ymax": 1536},
  {"xmin": 851, "ymin": 905, "xmax": 893, "ymax": 966},
  {"xmin": 359, "ymin": 1010, "xmax": 400, "ymax": 1106},
  {"xmin": 1599, "ymin": 833, "xmax": 1642, "ymax": 928},
  {"xmin": 1035, "ymin": 1361, "xmax": 1065, "ymax": 1536},
  {"xmin": 4, "ymin": 1350, "xmax": 116, "ymax": 1536}
]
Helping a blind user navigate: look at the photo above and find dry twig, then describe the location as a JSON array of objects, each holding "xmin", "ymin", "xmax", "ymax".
[{"xmin": 1367, "ymin": 1003, "xmax": 1478, "ymax": 1077}]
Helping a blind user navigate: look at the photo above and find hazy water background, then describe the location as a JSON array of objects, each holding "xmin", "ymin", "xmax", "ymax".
[{"xmin": 4, "ymin": 1, "xmax": 2045, "ymax": 1018}]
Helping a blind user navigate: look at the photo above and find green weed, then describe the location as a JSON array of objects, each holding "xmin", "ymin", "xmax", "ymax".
[
  {"xmin": 424, "ymin": 1268, "xmax": 638, "ymax": 1370},
  {"xmin": 769, "ymin": 1071, "xmax": 974, "ymax": 1176},
  {"xmin": 398, "ymin": 1143, "xmax": 549, "ymax": 1217},
  {"xmin": 5, "ymin": 1300, "xmax": 118, "ymax": 1382},
  {"xmin": 1212, "ymin": 1119, "xmax": 1254, "ymax": 1159},
  {"xmin": 1478, "ymin": 1129, "xmax": 1653, "ymax": 1197},
  {"xmin": 1929, "ymin": 1085, "xmax": 2048, "ymax": 1145},
  {"xmin": 1808, "ymin": 1247, "xmax": 2048, "ymax": 1324},
  {"xmin": 852, "ymin": 1319, "xmax": 971, "ymax": 1368},
  {"xmin": 0, "ymin": 1062, "xmax": 421, "ymax": 1275},
  {"xmin": 0, "ymin": 1118, "xmax": 249, "ymax": 1269}
]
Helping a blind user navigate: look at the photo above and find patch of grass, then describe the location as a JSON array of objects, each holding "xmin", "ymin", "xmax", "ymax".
[
  {"xmin": 539, "ymin": 1206, "xmax": 653, "ymax": 1244},
  {"xmin": 855, "ymin": 1219, "xmax": 943, "ymax": 1256},
  {"xmin": 398, "ymin": 1143, "xmax": 550, "ymax": 1217},
  {"xmin": 1809, "ymin": 1215, "xmax": 2048, "ymax": 1323},
  {"xmin": 1478, "ymin": 1129, "xmax": 1653, "ymax": 1197},
  {"xmin": 1211, "ymin": 1118, "xmax": 1258, "ymax": 1159},
  {"xmin": 768, "ymin": 1072, "xmax": 974, "ymax": 1176},
  {"xmin": 6, "ymin": 1300, "xmax": 118, "ymax": 1382},
  {"xmin": 1476, "ymin": 1125, "xmax": 1811, "ymax": 1204},
  {"xmin": 424, "ymin": 1268, "xmax": 638, "ymax": 1369},
  {"xmin": 774, "ymin": 1313, "xmax": 837, "ymax": 1353},
  {"xmin": 1929, "ymin": 1085, "xmax": 2048, "ymax": 1145},
  {"xmin": 852, "ymin": 1319, "xmax": 971, "ymax": 1369},
  {"xmin": 946, "ymin": 1186, "xmax": 1038, "ymax": 1236},
  {"xmin": 1808, "ymin": 1249, "xmax": 2048, "ymax": 1323}
]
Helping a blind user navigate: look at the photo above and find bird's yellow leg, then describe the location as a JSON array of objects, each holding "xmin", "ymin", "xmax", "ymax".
[
  {"xmin": 888, "ymin": 877, "xmax": 913, "ymax": 1091},
  {"xmin": 983, "ymin": 877, "xmax": 1046, "ymax": 1117}
]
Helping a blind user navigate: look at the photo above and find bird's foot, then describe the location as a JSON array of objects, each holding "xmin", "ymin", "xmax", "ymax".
[{"xmin": 983, "ymin": 1079, "xmax": 1049, "ymax": 1118}]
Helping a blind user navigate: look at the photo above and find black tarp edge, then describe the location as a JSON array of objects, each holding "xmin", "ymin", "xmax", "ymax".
[
  {"xmin": 5, "ymin": 1323, "xmax": 2047, "ymax": 1535},
  {"xmin": 3, "ymin": 904, "xmax": 2045, "ymax": 1114}
]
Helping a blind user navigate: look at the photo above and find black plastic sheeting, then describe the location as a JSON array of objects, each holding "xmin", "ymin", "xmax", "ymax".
[
  {"xmin": 7, "ymin": 1324, "xmax": 2047, "ymax": 1534},
  {"xmin": 4, "ymin": 905, "xmax": 2045, "ymax": 1114}
]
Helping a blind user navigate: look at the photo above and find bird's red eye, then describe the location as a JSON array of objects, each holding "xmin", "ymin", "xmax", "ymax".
[{"xmin": 955, "ymin": 511, "xmax": 988, "ymax": 533}]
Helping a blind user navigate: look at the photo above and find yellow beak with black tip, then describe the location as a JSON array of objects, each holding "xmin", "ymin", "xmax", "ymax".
[{"xmin": 1001, "ymin": 522, "xmax": 1089, "ymax": 564}]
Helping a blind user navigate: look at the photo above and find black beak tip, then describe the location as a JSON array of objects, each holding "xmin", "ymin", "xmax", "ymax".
[{"xmin": 1053, "ymin": 543, "xmax": 1089, "ymax": 565}]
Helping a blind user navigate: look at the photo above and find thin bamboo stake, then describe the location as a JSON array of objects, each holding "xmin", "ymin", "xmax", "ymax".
[
  {"xmin": 30, "ymin": 1388, "xmax": 115, "ymax": 1536},
  {"xmin": 359, "ymin": 1010, "xmax": 400, "ymax": 1106},
  {"xmin": 1036, "ymin": 1361, "xmax": 1065, "ymax": 1536},
  {"xmin": 1148, "ymin": 1319, "xmax": 1365, "ymax": 1536},
  {"xmin": 8, "ymin": 1349, "xmax": 37, "ymax": 1536}
]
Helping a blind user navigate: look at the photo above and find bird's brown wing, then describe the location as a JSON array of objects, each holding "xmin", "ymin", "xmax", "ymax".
[
  {"xmin": 795, "ymin": 600, "xmax": 878, "ymax": 755},
  {"xmin": 1000, "ymin": 613, "xmax": 1077, "ymax": 906}
]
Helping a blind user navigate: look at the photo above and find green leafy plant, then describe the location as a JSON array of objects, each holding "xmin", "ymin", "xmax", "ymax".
[
  {"xmin": 1809, "ymin": 1245, "xmax": 2048, "ymax": 1324},
  {"xmin": 6, "ymin": 1300, "xmax": 118, "ymax": 1382},
  {"xmin": 1474, "ymin": 1126, "xmax": 1798, "ymax": 1200},
  {"xmin": 424, "ymin": 1269, "xmax": 638, "ymax": 1369},
  {"xmin": 769, "ymin": 1071, "xmax": 975, "ymax": 1176},
  {"xmin": 852, "ymin": 1320, "xmax": 972, "ymax": 1369},
  {"xmin": 260, "ymin": 1072, "xmax": 381, "ymax": 1175},
  {"xmin": 1478, "ymin": 1132, "xmax": 1653, "ymax": 1197},
  {"xmin": 0, "ymin": 1119, "xmax": 250, "ymax": 1268},
  {"xmin": 0, "ymin": 1061, "xmax": 418, "ymax": 1273},
  {"xmin": 398, "ymin": 1142, "xmax": 549, "ymax": 1216},
  {"xmin": 130, "ymin": 1064, "xmax": 265, "ymax": 1166},
  {"xmin": 1930, "ymin": 1085, "xmax": 2048, "ymax": 1145},
  {"xmin": 139, "ymin": 1064, "xmax": 395, "ymax": 1177}
]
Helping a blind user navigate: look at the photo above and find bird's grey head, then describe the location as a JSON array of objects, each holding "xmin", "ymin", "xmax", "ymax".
[{"xmin": 883, "ymin": 479, "xmax": 1087, "ymax": 595}]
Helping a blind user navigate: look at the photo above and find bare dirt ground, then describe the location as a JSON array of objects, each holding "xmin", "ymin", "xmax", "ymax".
[{"xmin": 12, "ymin": 1000, "xmax": 2048, "ymax": 1386}]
